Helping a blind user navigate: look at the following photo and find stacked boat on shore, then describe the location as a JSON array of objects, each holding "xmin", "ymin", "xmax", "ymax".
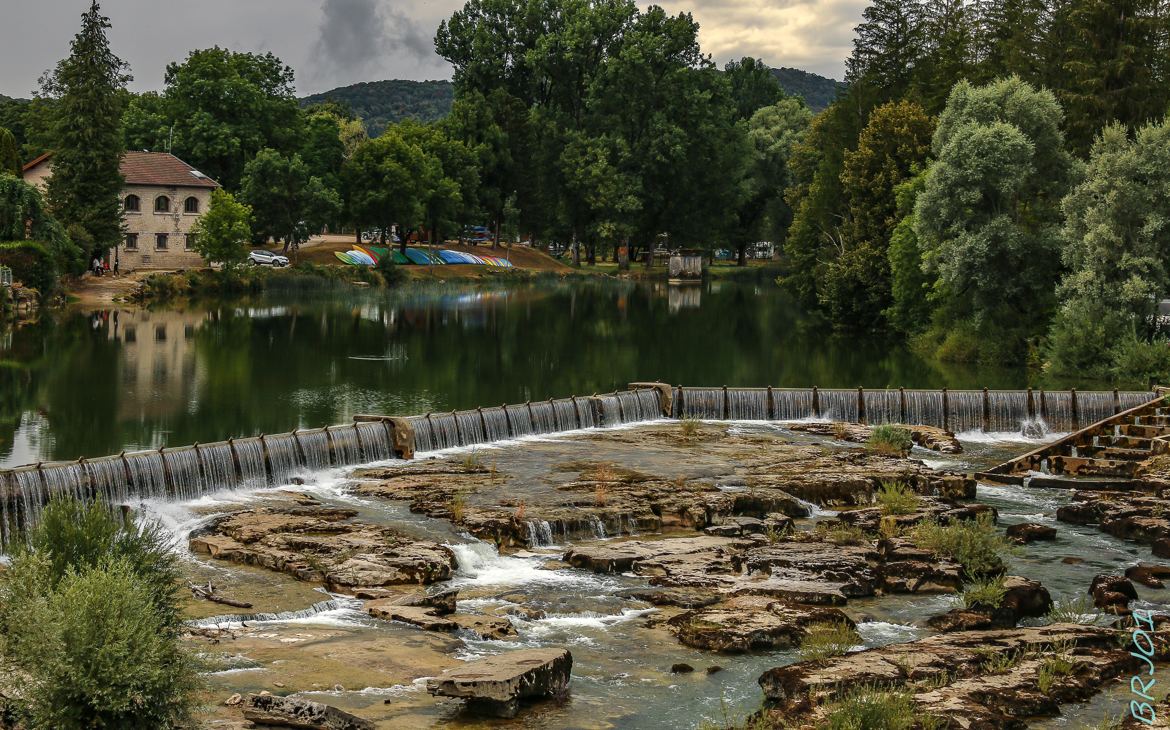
[{"xmin": 334, "ymin": 245, "xmax": 515, "ymax": 268}]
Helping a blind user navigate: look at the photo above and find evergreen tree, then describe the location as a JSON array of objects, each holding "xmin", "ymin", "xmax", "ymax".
[
  {"xmin": 846, "ymin": 0, "xmax": 928, "ymax": 96},
  {"xmin": 0, "ymin": 127, "xmax": 20, "ymax": 177},
  {"xmin": 42, "ymin": 2, "xmax": 129, "ymax": 266}
]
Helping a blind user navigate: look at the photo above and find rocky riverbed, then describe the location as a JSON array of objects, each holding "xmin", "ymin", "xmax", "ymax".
[{"xmin": 160, "ymin": 420, "xmax": 1170, "ymax": 728}]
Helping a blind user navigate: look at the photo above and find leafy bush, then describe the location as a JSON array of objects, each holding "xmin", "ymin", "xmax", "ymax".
[
  {"xmin": 0, "ymin": 241, "xmax": 59, "ymax": 298},
  {"xmin": 1045, "ymin": 594, "xmax": 1105, "ymax": 626},
  {"xmin": 819, "ymin": 522, "xmax": 869, "ymax": 546},
  {"xmin": 825, "ymin": 686, "xmax": 916, "ymax": 730},
  {"xmin": 876, "ymin": 480, "xmax": 920, "ymax": 515},
  {"xmin": 962, "ymin": 576, "xmax": 1007, "ymax": 609},
  {"xmin": 798, "ymin": 621, "xmax": 861, "ymax": 662},
  {"xmin": 866, "ymin": 425, "xmax": 913, "ymax": 456},
  {"xmin": 910, "ymin": 513, "xmax": 1009, "ymax": 577},
  {"xmin": 0, "ymin": 498, "xmax": 195, "ymax": 727}
]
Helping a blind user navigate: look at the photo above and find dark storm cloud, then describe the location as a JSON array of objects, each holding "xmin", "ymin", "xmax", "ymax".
[{"xmin": 312, "ymin": 0, "xmax": 441, "ymax": 84}]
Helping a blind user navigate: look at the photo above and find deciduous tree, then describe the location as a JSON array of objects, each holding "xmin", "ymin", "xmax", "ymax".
[{"xmin": 190, "ymin": 189, "xmax": 252, "ymax": 269}]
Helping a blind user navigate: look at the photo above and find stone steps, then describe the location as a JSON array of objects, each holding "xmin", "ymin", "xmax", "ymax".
[{"xmin": 1047, "ymin": 455, "xmax": 1139, "ymax": 478}]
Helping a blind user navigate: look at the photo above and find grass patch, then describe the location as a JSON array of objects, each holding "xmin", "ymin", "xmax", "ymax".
[
  {"xmin": 876, "ymin": 480, "xmax": 920, "ymax": 516},
  {"xmin": 866, "ymin": 425, "xmax": 913, "ymax": 456},
  {"xmin": 1045, "ymin": 594, "xmax": 1106, "ymax": 626},
  {"xmin": 825, "ymin": 686, "xmax": 916, "ymax": 730},
  {"xmin": 449, "ymin": 494, "xmax": 467, "ymax": 523},
  {"xmin": 1037, "ymin": 654, "xmax": 1075, "ymax": 693},
  {"xmin": 798, "ymin": 622, "xmax": 861, "ymax": 663},
  {"xmin": 819, "ymin": 522, "xmax": 870, "ymax": 546},
  {"xmin": 962, "ymin": 575, "xmax": 1008, "ymax": 609},
  {"xmin": 461, "ymin": 449, "xmax": 482, "ymax": 470},
  {"xmin": 680, "ymin": 418, "xmax": 701, "ymax": 439},
  {"xmin": 976, "ymin": 646, "xmax": 1022, "ymax": 674},
  {"xmin": 910, "ymin": 513, "xmax": 1010, "ymax": 577}
]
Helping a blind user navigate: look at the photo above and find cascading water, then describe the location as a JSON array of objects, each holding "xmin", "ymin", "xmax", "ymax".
[
  {"xmin": 481, "ymin": 408, "xmax": 510, "ymax": 442},
  {"xmin": 595, "ymin": 395, "xmax": 623, "ymax": 427},
  {"xmin": 263, "ymin": 434, "xmax": 300, "ymax": 484},
  {"xmin": 355, "ymin": 422, "xmax": 393, "ymax": 462},
  {"xmin": 328, "ymin": 426, "xmax": 362, "ymax": 465},
  {"xmin": 530, "ymin": 402, "xmax": 557, "ymax": 434},
  {"xmin": 297, "ymin": 430, "xmax": 331, "ymax": 470},
  {"xmin": 427, "ymin": 414, "xmax": 460, "ymax": 450},
  {"xmin": 198, "ymin": 443, "xmax": 237, "ymax": 492},
  {"xmin": 903, "ymin": 390, "xmax": 944, "ymax": 428},
  {"xmin": 11, "ymin": 469, "xmax": 46, "ymax": 549},
  {"xmin": 409, "ymin": 417, "xmax": 436, "ymax": 453},
  {"xmin": 946, "ymin": 390, "xmax": 984, "ymax": 433},
  {"xmin": 726, "ymin": 389, "xmax": 767, "ymax": 420},
  {"xmin": 1041, "ymin": 391, "xmax": 1075, "ymax": 432},
  {"xmin": 553, "ymin": 399, "xmax": 579, "ymax": 431},
  {"xmin": 454, "ymin": 411, "xmax": 486, "ymax": 445},
  {"xmin": 817, "ymin": 389, "xmax": 858, "ymax": 422},
  {"xmin": 125, "ymin": 451, "xmax": 167, "ymax": 498},
  {"xmin": 164, "ymin": 448, "xmax": 204, "ymax": 501},
  {"xmin": 526, "ymin": 519, "xmax": 555, "ymax": 547},
  {"xmin": 574, "ymin": 397, "xmax": 597, "ymax": 429},
  {"xmin": 863, "ymin": 390, "xmax": 901, "ymax": 425},
  {"xmin": 85, "ymin": 457, "xmax": 129, "ymax": 505},
  {"xmin": 1121, "ymin": 391, "xmax": 1157, "ymax": 410},
  {"xmin": 1077, "ymin": 391, "xmax": 1116, "ymax": 427},
  {"xmin": 680, "ymin": 388, "xmax": 723, "ymax": 419},
  {"xmin": 772, "ymin": 389, "xmax": 814, "ymax": 421},
  {"xmin": 41, "ymin": 463, "xmax": 87, "ymax": 503},
  {"xmin": 232, "ymin": 438, "xmax": 269, "ymax": 488},
  {"xmin": 505, "ymin": 405, "xmax": 534, "ymax": 437},
  {"xmin": 987, "ymin": 391, "xmax": 1028, "ymax": 433}
]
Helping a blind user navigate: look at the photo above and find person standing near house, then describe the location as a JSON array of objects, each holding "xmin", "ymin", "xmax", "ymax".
[{"xmin": 92, "ymin": 256, "xmax": 102, "ymax": 277}]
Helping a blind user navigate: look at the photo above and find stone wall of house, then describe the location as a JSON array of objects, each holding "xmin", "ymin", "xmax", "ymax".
[{"xmin": 115, "ymin": 185, "xmax": 210, "ymax": 270}]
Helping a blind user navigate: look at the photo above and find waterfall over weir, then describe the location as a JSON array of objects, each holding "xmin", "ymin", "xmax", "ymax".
[{"xmin": 0, "ymin": 384, "xmax": 1154, "ymax": 551}]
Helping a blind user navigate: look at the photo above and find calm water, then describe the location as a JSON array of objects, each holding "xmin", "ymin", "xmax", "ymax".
[{"xmin": 0, "ymin": 278, "xmax": 1122, "ymax": 467}]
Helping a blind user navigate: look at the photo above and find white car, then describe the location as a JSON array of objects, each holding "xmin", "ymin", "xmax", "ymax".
[{"xmin": 248, "ymin": 250, "xmax": 289, "ymax": 267}]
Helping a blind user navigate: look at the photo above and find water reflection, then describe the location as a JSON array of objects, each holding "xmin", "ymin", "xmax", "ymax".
[{"xmin": 0, "ymin": 279, "xmax": 1135, "ymax": 466}]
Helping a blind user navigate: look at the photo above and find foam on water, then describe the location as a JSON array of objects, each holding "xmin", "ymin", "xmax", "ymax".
[
  {"xmin": 793, "ymin": 496, "xmax": 838, "ymax": 518},
  {"xmin": 856, "ymin": 621, "xmax": 922, "ymax": 646},
  {"xmin": 187, "ymin": 596, "xmax": 364, "ymax": 629},
  {"xmin": 447, "ymin": 541, "xmax": 611, "ymax": 590}
]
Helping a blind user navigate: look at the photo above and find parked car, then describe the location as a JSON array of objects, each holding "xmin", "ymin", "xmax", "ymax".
[{"xmin": 248, "ymin": 250, "xmax": 289, "ymax": 267}]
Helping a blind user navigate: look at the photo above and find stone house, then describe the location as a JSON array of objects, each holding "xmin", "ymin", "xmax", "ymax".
[{"xmin": 21, "ymin": 151, "xmax": 220, "ymax": 271}]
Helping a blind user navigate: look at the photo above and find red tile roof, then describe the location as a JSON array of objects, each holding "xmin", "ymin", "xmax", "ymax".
[
  {"xmin": 21, "ymin": 151, "xmax": 220, "ymax": 189},
  {"xmin": 119, "ymin": 151, "xmax": 219, "ymax": 188}
]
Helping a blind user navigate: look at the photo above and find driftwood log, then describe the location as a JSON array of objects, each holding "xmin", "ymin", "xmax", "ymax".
[{"xmin": 188, "ymin": 581, "xmax": 253, "ymax": 609}]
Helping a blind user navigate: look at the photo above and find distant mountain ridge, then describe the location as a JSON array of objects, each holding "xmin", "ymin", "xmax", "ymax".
[
  {"xmin": 300, "ymin": 67, "xmax": 845, "ymax": 136},
  {"xmin": 299, "ymin": 80, "xmax": 453, "ymax": 137}
]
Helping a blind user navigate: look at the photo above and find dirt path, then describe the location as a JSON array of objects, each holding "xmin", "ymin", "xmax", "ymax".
[{"xmin": 66, "ymin": 270, "xmax": 158, "ymax": 307}]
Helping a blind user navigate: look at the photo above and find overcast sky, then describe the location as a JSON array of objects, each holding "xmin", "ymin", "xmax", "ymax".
[{"xmin": 0, "ymin": 0, "xmax": 862, "ymax": 99}]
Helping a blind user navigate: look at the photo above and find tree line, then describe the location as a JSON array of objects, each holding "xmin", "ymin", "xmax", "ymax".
[{"xmin": 3, "ymin": 0, "xmax": 1170, "ymax": 380}]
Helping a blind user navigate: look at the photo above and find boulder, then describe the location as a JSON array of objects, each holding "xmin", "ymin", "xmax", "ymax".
[
  {"xmin": 1000, "ymin": 575, "xmax": 1053, "ymax": 618},
  {"xmin": 426, "ymin": 648, "xmax": 572, "ymax": 718},
  {"xmin": 1126, "ymin": 564, "xmax": 1170, "ymax": 589},
  {"xmin": 1089, "ymin": 574, "xmax": 1138, "ymax": 613},
  {"xmin": 242, "ymin": 694, "xmax": 374, "ymax": 730},
  {"xmin": 668, "ymin": 595, "xmax": 853, "ymax": 653},
  {"xmin": 1005, "ymin": 522, "xmax": 1057, "ymax": 544}
]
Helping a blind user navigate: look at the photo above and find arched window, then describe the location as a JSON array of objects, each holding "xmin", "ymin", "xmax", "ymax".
[
  {"xmin": 123, "ymin": 194, "xmax": 140, "ymax": 212},
  {"xmin": 154, "ymin": 195, "xmax": 170, "ymax": 213},
  {"xmin": 183, "ymin": 196, "xmax": 199, "ymax": 214}
]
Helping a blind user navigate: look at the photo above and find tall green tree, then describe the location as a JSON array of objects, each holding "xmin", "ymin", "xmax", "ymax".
[
  {"xmin": 1048, "ymin": 121, "xmax": 1170, "ymax": 378},
  {"xmin": 189, "ymin": 189, "xmax": 252, "ymax": 269},
  {"xmin": 41, "ymin": 1, "xmax": 129, "ymax": 265},
  {"xmin": 158, "ymin": 48, "xmax": 301, "ymax": 189},
  {"xmin": 724, "ymin": 57, "xmax": 784, "ymax": 121},
  {"xmin": 239, "ymin": 149, "xmax": 341, "ymax": 252},
  {"xmin": 915, "ymin": 76, "xmax": 1073, "ymax": 361},
  {"xmin": 342, "ymin": 130, "xmax": 440, "ymax": 252},
  {"xmin": 0, "ymin": 127, "xmax": 20, "ymax": 176},
  {"xmin": 819, "ymin": 99, "xmax": 934, "ymax": 330}
]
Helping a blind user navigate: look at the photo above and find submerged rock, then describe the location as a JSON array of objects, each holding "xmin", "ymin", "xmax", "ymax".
[
  {"xmin": 242, "ymin": 693, "xmax": 374, "ymax": 729},
  {"xmin": 426, "ymin": 648, "xmax": 572, "ymax": 718},
  {"xmin": 1005, "ymin": 522, "xmax": 1057, "ymax": 544}
]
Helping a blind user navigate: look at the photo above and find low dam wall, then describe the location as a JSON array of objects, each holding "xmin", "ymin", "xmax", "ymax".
[{"xmin": 0, "ymin": 384, "xmax": 1155, "ymax": 549}]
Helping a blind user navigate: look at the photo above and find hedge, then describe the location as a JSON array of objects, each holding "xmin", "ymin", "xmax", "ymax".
[{"xmin": 0, "ymin": 241, "xmax": 58, "ymax": 298}]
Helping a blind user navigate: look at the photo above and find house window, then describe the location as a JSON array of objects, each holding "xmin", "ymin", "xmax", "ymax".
[
  {"xmin": 124, "ymin": 194, "xmax": 140, "ymax": 212},
  {"xmin": 155, "ymin": 233, "xmax": 168, "ymax": 250},
  {"xmin": 185, "ymin": 233, "xmax": 196, "ymax": 251},
  {"xmin": 125, "ymin": 233, "xmax": 138, "ymax": 251},
  {"xmin": 154, "ymin": 195, "xmax": 170, "ymax": 213},
  {"xmin": 124, "ymin": 326, "xmax": 136, "ymax": 343},
  {"xmin": 154, "ymin": 325, "xmax": 167, "ymax": 342},
  {"xmin": 183, "ymin": 196, "xmax": 199, "ymax": 214}
]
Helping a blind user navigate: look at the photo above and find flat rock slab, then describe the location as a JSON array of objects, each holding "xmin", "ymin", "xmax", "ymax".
[
  {"xmin": 426, "ymin": 648, "xmax": 572, "ymax": 718},
  {"xmin": 366, "ymin": 600, "xmax": 516, "ymax": 640},
  {"xmin": 563, "ymin": 536, "xmax": 744, "ymax": 574},
  {"xmin": 243, "ymin": 693, "xmax": 374, "ymax": 730},
  {"xmin": 669, "ymin": 595, "xmax": 853, "ymax": 652}
]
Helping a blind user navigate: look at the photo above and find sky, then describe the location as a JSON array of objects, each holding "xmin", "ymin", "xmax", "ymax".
[{"xmin": 0, "ymin": 0, "xmax": 864, "ymax": 99}]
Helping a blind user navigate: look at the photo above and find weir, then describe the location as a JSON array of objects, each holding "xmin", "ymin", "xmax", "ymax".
[{"xmin": 0, "ymin": 383, "xmax": 1155, "ymax": 550}]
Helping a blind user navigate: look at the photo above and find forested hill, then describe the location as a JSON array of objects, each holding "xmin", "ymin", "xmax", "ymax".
[
  {"xmin": 302, "ymin": 67, "xmax": 843, "ymax": 135},
  {"xmin": 771, "ymin": 67, "xmax": 846, "ymax": 111},
  {"xmin": 299, "ymin": 80, "xmax": 454, "ymax": 136}
]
